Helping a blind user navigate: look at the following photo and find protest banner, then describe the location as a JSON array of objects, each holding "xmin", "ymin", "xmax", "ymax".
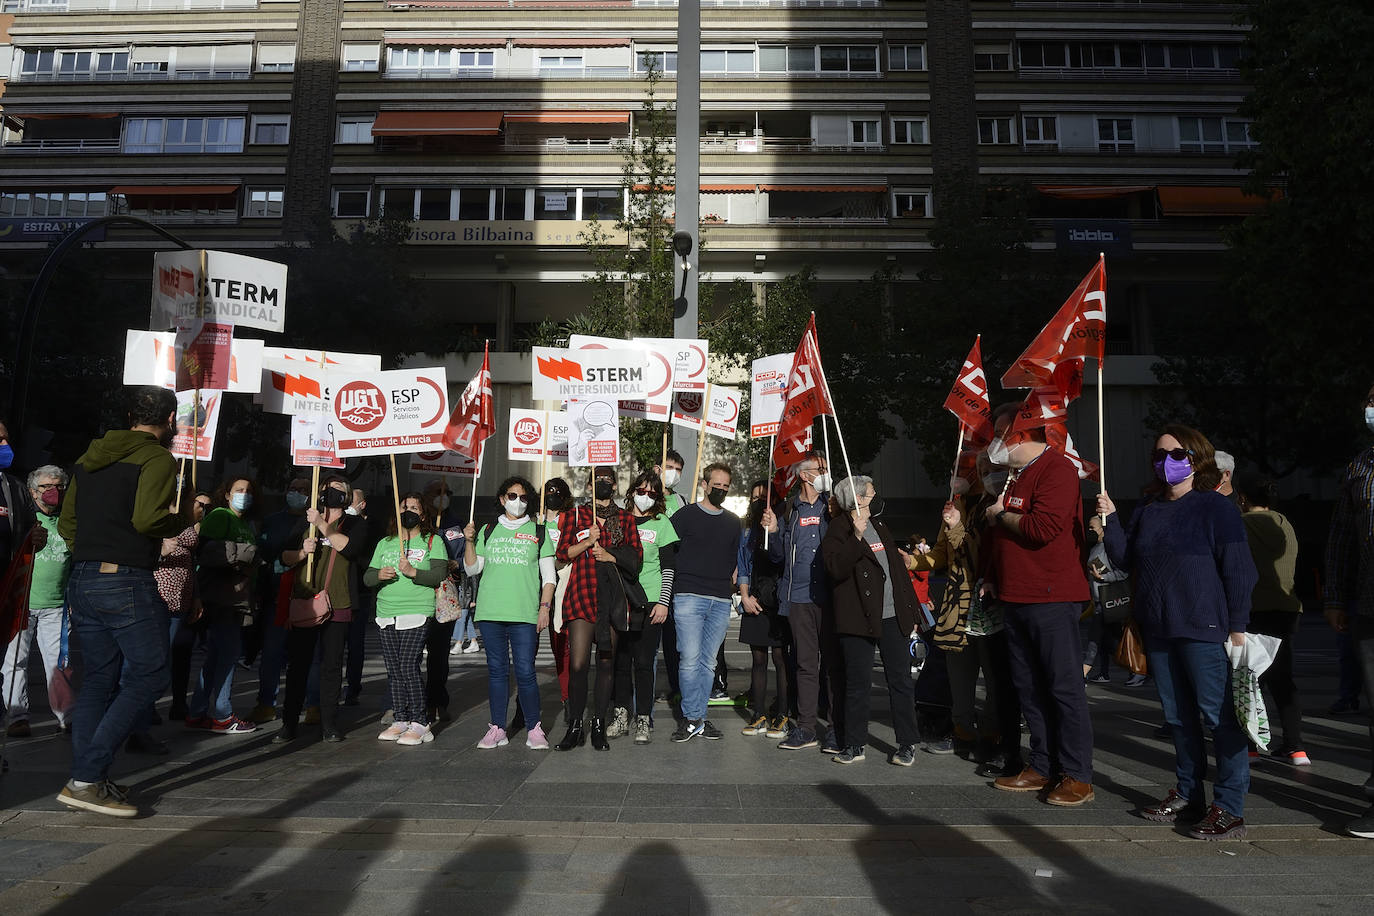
[
  {"xmin": 703, "ymin": 386, "xmax": 742, "ymax": 440},
  {"xmin": 151, "ymin": 249, "xmax": 288, "ymax": 334},
  {"xmin": 531, "ymin": 346, "xmax": 648, "ymax": 402},
  {"xmin": 569, "ymin": 335, "xmax": 675, "ymax": 420},
  {"xmin": 290, "ymin": 413, "xmax": 344, "ymax": 469},
  {"xmin": 169, "ymin": 389, "xmax": 222, "ymax": 461},
  {"xmin": 635, "ymin": 337, "xmax": 709, "ymax": 392},
  {"xmin": 257, "ymin": 349, "xmax": 383, "ymax": 415},
  {"xmin": 123, "ymin": 330, "xmax": 263, "ymax": 394},
  {"xmin": 409, "ymin": 449, "xmax": 479, "ymax": 477},
  {"xmin": 565, "ymin": 398, "xmax": 619, "ymax": 467},
  {"xmin": 506, "ymin": 407, "xmax": 570, "ymax": 462},
  {"xmin": 670, "ymin": 390, "xmax": 705, "ymax": 431},
  {"xmin": 329, "ymin": 367, "xmax": 450, "ymax": 457},
  {"xmin": 749, "ymin": 353, "xmax": 792, "ymax": 438},
  {"xmin": 173, "ymin": 319, "xmax": 233, "ymax": 392}
]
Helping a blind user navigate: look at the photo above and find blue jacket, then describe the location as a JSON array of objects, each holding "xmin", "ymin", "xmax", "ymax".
[{"xmin": 767, "ymin": 493, "xmax": 830, "ymax": 615}]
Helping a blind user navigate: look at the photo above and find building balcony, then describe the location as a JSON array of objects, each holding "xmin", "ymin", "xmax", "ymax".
[
  {"xmin": 2, "ymin": 0, "xmax": 256, "ymax": 11},
  {"xmin": 1014, "ymin": 66, "xmax": 1242, "ymax": 83},
  {"xmin": 11, "ymin": 69, "xmax": 252, "ymax": 84},
  {"xmin": 0, "ymin": 137, "xmax": 122, "ymax": 153}
]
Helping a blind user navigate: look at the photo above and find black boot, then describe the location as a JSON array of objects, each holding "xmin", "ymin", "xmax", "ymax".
[
  {"xmin": 554, "ymin": 718, "xmax": 585, "ymax": 751},
  {"xmin": 590, "ymin": 718, "xmax": 609, "ymax": 751}
]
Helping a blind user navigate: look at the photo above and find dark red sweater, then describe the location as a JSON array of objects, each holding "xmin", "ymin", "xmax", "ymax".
[{"xmin": 984, "ymin": 447, "xmax": 1090, "ymax": 605}]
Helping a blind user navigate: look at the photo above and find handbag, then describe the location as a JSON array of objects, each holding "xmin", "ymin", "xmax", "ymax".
[
  {"xmin": 1115, "ymin": 615, "xmax": 1148, "ymax": 676},
  {"xmin": 48, "ymin": 604, "xmax": 76, "ymax": 717},
  {"xmin": 1097, "ymin": 578, "xmax": 1133, "ymax": 625},
  {"xmin": 288, "ymin": 546, "xmax": 337, "ymax": 628},
  {"xmin": 436, "ymin": 578, "xmax": 462, "ymax": 624}
]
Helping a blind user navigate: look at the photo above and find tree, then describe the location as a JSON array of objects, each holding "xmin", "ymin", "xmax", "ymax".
[{"xmin": 1149, "ymin": 1, "xmax": 1374, "ymax": 477}]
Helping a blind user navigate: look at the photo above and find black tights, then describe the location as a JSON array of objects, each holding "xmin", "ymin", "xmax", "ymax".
[
  {"xmin": 750, "ymin": 645, "xmax": 789, "ymax": 719},
  {"xmin": 567, "ymin": 619, "xmax": 618, "ymax": 723}
]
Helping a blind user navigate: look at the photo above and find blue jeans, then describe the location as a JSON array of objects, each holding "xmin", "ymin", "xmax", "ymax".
[
  {"xmin": 67, "ymin": 562, "xmax": 171, "ymax": 783},
  {"xmin": 456, "ymin": 606, "xmax": 478, "ymax": 642},
  {"xmin": 1148, "ymin": 636, "xmax": 1250, "ymax": 817},
  {"xmin": 477, "ymin": 621, "xmax": 540, "ymax": 729},
  {"xmin": 256, "ymin": 618, "xmax": 287, "ymax": 707},
  {"xmin": 189, "ymin": 614, "xmax": 243, "ymax": 721},
  {"xmin": 674, "ymin": 594, "xmax": 732, "ymax": 722}
]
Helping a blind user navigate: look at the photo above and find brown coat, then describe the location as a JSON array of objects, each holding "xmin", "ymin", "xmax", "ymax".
[{"xmin": 822, "ymin": 512, "xmax": 918, "ymax": 639}]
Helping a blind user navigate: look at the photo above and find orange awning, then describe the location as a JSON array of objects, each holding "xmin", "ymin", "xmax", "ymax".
[
  {"xmin": 1037, "ymin": 185, "xmax": 1154, "ymax": 200},
  {"xmin": 504, "ymin": 110, "xmax": 631, "ymax": 124},
  {"xmin": 110, "ymin": 184, "xmax": 239, "ymax": 196},
  {"xmin": 1157, "ymin": 186, "xmax": 1279, "ymax": 216},
  {"xmin": 760, "ymin": 184, "xmax": 887, "ymax": 192},
  {"xmin": 631, "ymin": 184, "xmax": 756, "ymax": 192},
  {"xmin": 371, "ymin": 111, "xmax": 504, "ymax": 136}
]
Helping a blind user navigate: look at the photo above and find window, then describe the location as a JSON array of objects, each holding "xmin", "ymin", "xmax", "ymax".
[
  {"xmin": 257, "ymin": 43, "xmax": 296, "ymax": 73},
  {"xmin": 1022, "ymin": 115, "xmax": 1058, "ymax": 148},
  {"xmin": 539, "ymin": 55, "xmax": 584, "ymax": 75},
  {"xmin": 977, "ymin": 117, "xmax": 1014, "ymax": 145},
  {"xmin": 699, "ymin": 49, "xmax": 755, "ymax": 73},
  {"xmin": 892, "ymin": 190, "xmax": 931, "ymax": 218},
  {"xmin": 636, "ymin": 50, "xmax": 678, "ymax": 73},
  {"xmin": 419, "ymin": 188, "xmax": 452, "ymax": 220},
  {"xmin": 380, "ymin": 187, "xmax": 417, "ymax": 218},
  {"xmin": 333, "ymin": 188, "xmax": 370, "ymax": 218},
  {"xmin": 498, "ymin": 187, "xmax": 527, "ymax": 220},
  {"xmin": 1177, "ymin": 116, "xmax": 1224, "ymax": 153},
  {"xmin": 250, "ymin": 115, "xmax": 290, "ymax": 145},
  {"xmin": 758, "ymin": 45, "xmax": 816, "ymax": 73},
  {"xmin": 20, "ymin": 49, "xmax": 54, "ymax": 77},
  {"xmin": 337, "ymin": 115, "xmax": 375, "ymax": 144},
  {"xmin": 342, "ymin": 42, "xmax": 380, "ymax": 72},
  {"xmin": 582, "ymin": 188, "xmax": 622, "ymax": 221},
  {"xmin": 889, "ymin": 44, "xmax": 925, "ymax": 71},
  {"xmin": 458, "ymin": 188, "xmax": 490, "ymax": 221},
  {"xmin": 536, "ymin": 187, "xmax": 576, "ymax": 220},
  {"xmin": 457, "ymin": 51, "xmax": 494, "ymax": 71},
  {"xmin": 849, "ymin": 119, "xmax": 880, "ymax": 145},
  {"xmin": 123, "ymin": 117, "xmax": 244, "ymax": 154},
  {"xmin": 1224, "ymin": 119, "xmax": 1256, "ymax": 150},
  {"xmin": 890, "ymin": 117, "xmax": 927, "ymax": 144},
  {"xmin": 1096, "ymin": 118, "xmax": 1135, "ymax": 152},
  {"xmin": 819, "ymin": 46, "xmax": 877, "ymax": 73},
  {"xmin": 973, "ymin": 46, "xmax": 1011, "ymax": 71},
  {"xmin": 0, "ymin": 191, "xmax": 108, "ymax": 218},
  {"xmin": 245, "ymin": 187, "xmax": 284, "ymax": 218}
]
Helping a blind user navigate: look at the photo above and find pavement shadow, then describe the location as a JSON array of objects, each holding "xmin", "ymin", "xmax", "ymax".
[
  {"xmin": 819, "ymin": 781, "xmax": 1234, "ymax": 916},
  {"xmin": 412, "ymin": 835, "xmax": 528, "ymax": 914},
  {"xmin": 593, "ymin": 841, "xmax": 706, "ymax": 916}
]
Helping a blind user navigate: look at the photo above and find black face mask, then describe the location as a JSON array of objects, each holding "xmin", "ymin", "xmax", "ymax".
[
  {"xmin": 1085, "ymin": 530, "xmax": 1101, "ymax": 548},
  {"xmin": 594, "ymin": 480, "xmax": 615, "ymax": 501},
  {"xmin": 707, "ymin": 487, "xmax": 728, "ymax": 508},
  {"xmin": 399, "ymin": 510, "xmax": 422, "ymax": 531},
  {"xmin": 321, "ymin": 488, "xmax": 349, "ymax": 510},
  {"xmin": 544, "ymin": 493, "xmax": 565, "ymax": 511}
]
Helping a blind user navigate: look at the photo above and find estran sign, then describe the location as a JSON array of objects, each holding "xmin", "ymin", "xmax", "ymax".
[
  {"xmin": 531, "ymin": 346, "xmax": 649, "ymax": 401},
  {"xmin": 333, "ymin": 220, "xmax": 629, "ymax": 247}
]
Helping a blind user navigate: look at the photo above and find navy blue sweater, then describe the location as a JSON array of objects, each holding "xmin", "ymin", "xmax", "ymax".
[{"xmin": 1102, "ymin": 489, "xmax": 1257, "ymax": 642}]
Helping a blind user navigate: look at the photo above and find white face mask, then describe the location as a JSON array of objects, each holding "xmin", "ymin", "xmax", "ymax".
[
  {"xmin": 344, "ymin": 506, "xmax": 360, "ymax": 517},
  {"xmin": 661, "ymin": 468, "xmax": 681, "ymax": 489},
  {"xmin": 986, "ymin": 437, "xmax": 1011, "ymax": 467},
  {"xmin": 633, "ymin": 493, "xmax": 655, "ymax": 512},
  {"xmin": 504, "ymin": 497, "xmax": 528, "ymax": 517},
  {"xmin": 811, "ymin": 472, "xmax": 832, "ymax": 493},
  {"xmin": 1366, "ymin": 406, "xmax": 1374, "ymax": 434}
]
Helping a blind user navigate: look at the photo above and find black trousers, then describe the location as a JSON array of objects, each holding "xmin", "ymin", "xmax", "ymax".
[
  {"xmin": 791, "ymin": 601, "xmax": 845, "ymax": 736},
  {"xmin": 661, "ymin": 610, "xmax": 680, "ymax": 697},
  {"xmin": 284, "ymin": 618, "xmax": 349, "ymax": 730},
  {"xmin": 613, "ymin": 621, "xmax": 664, "ymax": 717},
  {"xmin": 346, "ymin": 599, "xmax": 374, "ymax": 701},
  {"xmin": 426, "ymin": 618, "xmax": 457, "ymax": 711},
  {"xmin": 839, "ymin": 616, "xmax": 919, "ymax": 749},
  {"xmin": 1003, "ymin": 601, "xmax": 1094, "ymax": 783},
  {"xmin": 1250, "ymin": 610, "xmax": 1303, "ymax": 749}
]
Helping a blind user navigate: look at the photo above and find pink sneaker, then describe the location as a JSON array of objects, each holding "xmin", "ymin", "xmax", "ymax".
[
  {"xmin": 526, "ymin": 724, "xmax": 550, "ymax": 750},
  {"xmin": 378, "ymin": 722, "xmax": 409, "ymax": 741},
  {"xmin": 477, "ymin": 724, "xmax": 509, "ymax": 749}
]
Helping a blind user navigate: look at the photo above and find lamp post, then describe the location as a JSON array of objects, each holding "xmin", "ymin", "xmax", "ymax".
[{"xmin": 672, "ymin": 0, "xmax": 701, "ymax": 466}]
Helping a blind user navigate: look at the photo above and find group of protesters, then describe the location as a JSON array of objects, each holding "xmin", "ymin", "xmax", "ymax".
[{"xmin": 3, "ymin": 380, "xmax": 1374, "ymax": 844}]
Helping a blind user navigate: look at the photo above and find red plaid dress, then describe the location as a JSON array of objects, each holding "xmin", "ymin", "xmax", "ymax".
[{"xmin": 557, "ymin": 504, "xmax": 642, "ymax": 625}]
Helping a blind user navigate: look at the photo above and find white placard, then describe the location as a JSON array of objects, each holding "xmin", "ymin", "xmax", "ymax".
[
  {"xmin": 531, "ymin": 346, "xmax": 648, "ymax": 401},
  {"xmin": 255, "ymin": 349, "xmax": 384, "ymax": 414},
  {"xmin": 670, "ymin": 390, "xmax": 705, "ymax": 430},
  {"xmin": 749, "ymin": 352, "xmax": 792, "ymax": 438},
  {"xmin": 635, "ymin": 337, "xmax": 709, "ymax": 392},
  {"xmin": 123, "ymin": 329, "xmax": 263, "ymax": 394},
  {"xmin": 169, "ymin": 390, "xmax": 222, "ymax": 461},
  {"xmin": 703, "ymin": 385, "xmax": 742, "ymax": 441},
  {"xmin": 569, "ymin": 335, "xmax": 675, "ymax": 420},
  {"xmin": 151, "ymin": 249, "xmax": 288, "ymax": 333},
  {"xmin": 409, "ymin": 449, "xmax": 479, "ymax": 477},
  {"xmin": 260, "ymin": 347, "xmax": 381, "ymax": 370},
  {"xmin": 566, "ymin": 398, "xmax": 620, "ymax": 468},
  {"xmin": 290, "ymin": 413, "xmax": 344, "ymax": 468},
  {"xmin": 329, "ymin": 367, "xmax": 450, "ymax": 456},
  {"xmin": 507, "ymin": 408, "xmax": 570, "ymax": 462}
]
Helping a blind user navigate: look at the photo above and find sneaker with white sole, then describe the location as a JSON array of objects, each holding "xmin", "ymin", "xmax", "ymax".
[
  {"xmin": 477, "ymin": 724, "xmax": 509, "ymax": 749},
  {"xmin": 526, "ymin": 724, "xmax": 550, "ymax": 750},
  {"xmin": 605, "ymin": 706, "xmax": 630, "ymax": 739},
  {"xmin": 57, "ymin": 780, "xmax": 137, "ymax": 818},
  {"xmin": 378, "ymin": 721, "xmax": 409, "ymax": 741},
  {"xmin": 741, "ymin": 715, "xmax": 770, "ymax": 736},
  {"xmin": 209, "ymin": 716, "xmax": 257, "ymax": 735},
  {"xmin": 633, "ymin": 715, "xmax": 652, "ymax": 745},
  {"xmin": 462, "ymin": 640, "xmax": 481, "ymax": 654},
  {"xmin": 765, "ymin": 715, "xmax": 792, "ymax": 739},
  {"xmin": 396, "ymin": 723, "xmax": 434, "ymax": 746}
]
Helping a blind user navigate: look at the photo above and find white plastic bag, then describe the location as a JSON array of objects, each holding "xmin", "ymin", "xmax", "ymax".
[{"xmin": 1226, "ymin": 633, "xmax": 1282, "ymax": 750}]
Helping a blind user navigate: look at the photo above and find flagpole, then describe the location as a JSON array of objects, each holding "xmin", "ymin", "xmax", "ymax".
[
  {"xmin": 693, "ymin": 382, "xmax": 712, "ymax": 502},
  {"xmin": 1097, "ymin": 254, "xmax": 1108, "ymax": 521},
  {"xmin": 389, "ymin": 454, "xmax": 404, "ymax": 543},
  {"xmin": 949, "ymin": 423, "xmax": 964, "ymax": 501},
  {"xmin": 305, "ymin": 350, "xmax": 329, "ymax": 581},
  {"xmin": 661, "ymin": 424, "xmax": 668, "ymax": 470},
  {"xmin": 540, "ymin": 409, "xmax": 551, "ymax": 519},
  {"xmin": 468, "ymin": 452, "xmax": 481, "ymax": 526},
  {"xmin": 764, "ymin": 434, "xmax": 774, "ymax": 550},
  {"xmin": 173, "ymin": 458, "xmax": 186, "ymax": 514}
]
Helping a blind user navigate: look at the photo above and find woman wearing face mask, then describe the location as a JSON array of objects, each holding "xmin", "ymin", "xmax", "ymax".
[
  {"xmin": 461, "ymin": 477, "xmax": 556, "ymax": 749},
  {"xmin": 822, "ymin": 476, "xmax": 920, "ymax": 765},
  {"xmin": 276, "ymin": 475, "xmax": 370, "ymax": 743},
  {"xmin": 605, "ymin": 471, "xmax": 680, "ymax": 744},
  {"xmin": 184, "ymin": 477, "xmax": 260, "ymax": 734},
  {"xmin": 737, "ymin": 486, "xmax": 791, "ymax": 738},
  {"xmin": 554, "ymin": 467, "xmax": 642, "ymax": 751},
  {"xmin": 1098, "ymin": 425, "xmax": 1258, "ymax": 840},
  {"xmin": 365, "ymin": 492, "xmax": 448, "ymax": 747}
]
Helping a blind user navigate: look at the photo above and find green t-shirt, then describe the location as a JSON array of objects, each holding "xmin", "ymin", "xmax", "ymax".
[
  {"xmin": 475, "ymin": 519, "xmax": 552, "ymax": 624},
  {"xmin": 369, "ymin": 534, "xmax": 446, "ymax": 619},
  {"xmin": 29, "ymin": 512, "xmax": 71, "ymax": 609},
  {"xmin": 665, "ymin": 491, "xmax": 688, "ymax": 517},
  {"xmin": 634, "ymin": 513, "xmax": 679, "ymax": 606},
  {"xmin": 199, "ymin": 506, "xmax": 254, "ymax": 544}
]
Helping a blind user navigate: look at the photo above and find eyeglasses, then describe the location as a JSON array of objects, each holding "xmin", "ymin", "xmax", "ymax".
[
  {"xmin": 33, "ymin": 483, "xmax": 65, "ymax": 492},
  {"xmin": 194, "ymin": 500, "xmax": 212, "ymax": 509},
  {"xmin": 634, "ymin": 486, "xmax": 657, "ymax": 496},
  {"xmin": 503, "ymin": 491, "xmax": 526, "ymax": 500},
  {"xmin": 1152, "ymin": 447, "xmax": 1194, "ymax": 462}
]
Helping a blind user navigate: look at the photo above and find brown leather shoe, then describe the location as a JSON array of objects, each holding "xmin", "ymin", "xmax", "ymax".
[
  {"xmin": 993, "ymin": 766, "xmax": 1051, "ymax": 793},
  {"xmin": 1140, "ymin": 787, "xmax": 1207, "ymax": 823},
  {"xmin": 1187, "ymin": 804, "xmax": 1246, "ymax": 841},
  {"xmin": 1045, "ymin": 776, "xmax": 1095, "ymax": 807}
]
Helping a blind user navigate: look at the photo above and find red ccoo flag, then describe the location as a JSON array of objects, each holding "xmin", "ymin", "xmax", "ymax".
[
  {"xmin": 1046, "ymin": 423, "xmax": 1100, "ymax": 482},
  {"xmin": 771, "ymin": 316, "xmax": 833, "ymax": 469},
  {"xmin": 943, "ymin": 335, "xmax": 994, "ymax": 446},
  {"xmin": 442, "ymin": 342, "xmax": 496, "ymax": 459},
  {"xmin": 1001, "ymin": 255, "xmax": 1106, "ymax": 391}
]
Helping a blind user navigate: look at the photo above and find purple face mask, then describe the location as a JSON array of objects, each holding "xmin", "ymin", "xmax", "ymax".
[{"xmin": 1153, "ymin": 456, "xmax": 1194, "ymax": 486}]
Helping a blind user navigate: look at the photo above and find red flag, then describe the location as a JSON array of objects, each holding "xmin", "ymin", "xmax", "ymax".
[
  {"xmin": 770, "ymin": 428, "xmax": 815, "ymax": 501},
  {"xmin": 943, "ymin": 336, "xmax": 993, "ymax": 445},
  {"xmin": 1008, "ymin": 375, "xmax": 1075, "ymax": 439},
  {"xmin": 442, "ymin": 342, "xmax": 496, "ymax": 459},
  {"xmin": 1001, "ymin": 255, "xmax": 1106, "ymax": 390},
  {"xmin": 1046, "ymin": 423, "xmax": 1100, "ymax": 482},
  {"xmin": 771, "ymin": 316, "xmax": 833, "ymax": 469}
]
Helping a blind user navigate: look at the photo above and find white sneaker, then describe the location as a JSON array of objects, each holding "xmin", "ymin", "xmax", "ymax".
[
  {"xmin": 448, "ymin": 641, "xmax": 463, "ymax": 656},
  {"xmin": 396, "ymin": 723, "xmax": 434, "ymax": 746},
  {"xmin": 477, "ymin": 724, "xmax": 509, "ymax": 749},
  {"xmin": 378, "ymin": 721, "xmax": 409, "ymax": 741},
  {"xmin": 462, "ymin": 640, "xmax": 481, "ymax": 654}
]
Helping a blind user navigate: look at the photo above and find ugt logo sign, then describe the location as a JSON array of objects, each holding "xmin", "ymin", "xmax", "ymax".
[
  {"xmin": 335, "ymin": 381, "xmax": 386, "ymax": 432},
  {"xmin": 514, "ymin": 417, "xmax": 543, "ymax": 446}
]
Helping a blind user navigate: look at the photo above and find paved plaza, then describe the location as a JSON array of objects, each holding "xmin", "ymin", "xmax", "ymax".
[{"xmin": 1, "ymin": 618, "xmax": 1371, "ymax": 914}]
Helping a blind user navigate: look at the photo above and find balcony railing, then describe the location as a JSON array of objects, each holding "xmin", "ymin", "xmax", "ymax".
[
  {"xmin": 634, "ymin": 0, "xmax": 880, "ymax": 7},
  {"xmin": 3, "ymin": 0, "xmax": 256, "ymax": 11},
  {"xmin": 377, "ymin": 66, "xmax": 886, "ymax": 81},
  {"xmin": 381, "ymin": 136, "xmax": 892, "ymax": 154},
  {"xmin": 13, "ymin": 68, "xmax": 252, "ymax": 83},
  {"xmin": 1016, "ymin": 65, "xmax": 1242, "ymax": 82},
  {"xmin": 0, "ymin": 137, "xmax": 121, "ymax": 153}
]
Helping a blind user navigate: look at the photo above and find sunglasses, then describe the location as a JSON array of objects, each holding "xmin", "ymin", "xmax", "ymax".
[
  {"xmin": 634, "ymin": 486, "xmax": 657, "ymax": 496},
  {"xmin": 503, "ymin": 491, "xmax": 527, "ymax": 500},
  {"xmin": 1152, "ymin": 447, "xmax": 1194, "ymax": 462}
]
